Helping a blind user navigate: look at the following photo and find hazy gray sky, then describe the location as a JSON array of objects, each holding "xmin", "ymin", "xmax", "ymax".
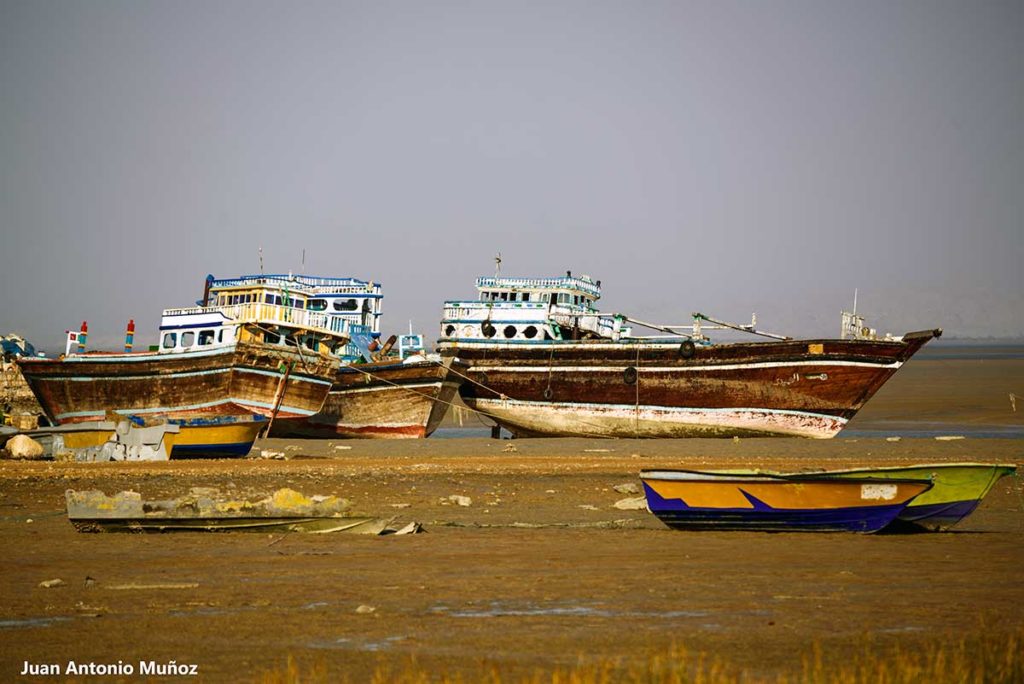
[{"xmin": 1, "ymin": 0, "xmax": 1021, "ymax": 350}]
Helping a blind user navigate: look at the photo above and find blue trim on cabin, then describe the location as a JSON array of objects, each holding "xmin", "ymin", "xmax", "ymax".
[{"xmin": 158, "ymin": 321, "xmax": 230, "ymax": 331}]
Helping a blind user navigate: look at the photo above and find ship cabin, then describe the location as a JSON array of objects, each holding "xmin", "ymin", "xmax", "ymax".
[
  {"xmin": 440, "ymin": 272, "xmax": 630, "ymax": 345},
  {"xmin": 158, "ymin": 274, "xmax": 383, "ymax": 360}
]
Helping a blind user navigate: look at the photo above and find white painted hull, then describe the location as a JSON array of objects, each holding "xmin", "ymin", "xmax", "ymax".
[{"xmin": 468, "ymin": 397, "xmax": 847, "ymax": 439}]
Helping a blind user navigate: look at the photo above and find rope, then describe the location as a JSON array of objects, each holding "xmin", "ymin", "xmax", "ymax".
[
  {"xmin": 634, "ymin": 347, "xmax": 641, "ymax": 439},
  {"xmin": 337, "ymin": 360, "xmax": 505, "ymax": 425},
  {"xmin": 544, "ymin": 347, "xmax": 555, "ymax": 399},
  {"xmin": 436, "ymin": 357, "xmax": 506, "ymax": 399},
  {"xmin": 246, "ymin": 322, "xmax": 332, "ymax": 375},
  {"xmin": 337, "ymin": 358, "xmax": 615, "ymax": 435}
]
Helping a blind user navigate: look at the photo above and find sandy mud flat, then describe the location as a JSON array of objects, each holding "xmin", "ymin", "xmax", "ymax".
[{"xmin": 0, "ymin": 351, "xmax": 1021, "ymax": 681}]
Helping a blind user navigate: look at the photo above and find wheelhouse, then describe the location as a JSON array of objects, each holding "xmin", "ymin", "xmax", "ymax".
[
  {"xmin": 157, "ymin": 273, "xmax": 384, "ymax": 360},
  {"xmin": 439, "ymin": 272, "xmax": 630, "ymax": 344}
]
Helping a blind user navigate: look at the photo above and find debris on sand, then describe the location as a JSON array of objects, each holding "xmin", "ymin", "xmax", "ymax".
[
  {"xmin": 447, "ymin": 495, "xmax": 473, "ymax": 507},
  {"xmin": 4, "ymin": 434, "xmax": 44, "ymax": 459},
  {"xmin": 935, "ymin": 435, "xmax": 965, "ymax": 441},
  {"xmin": 613, "ymin": 497, "xmax": 648, "ymax": 511},
  {"xmin": 388, "ymin": 521, "xmax": 424, "ymax": 536},
  {"xmin": 65, "ymin": 488, "xmax": 394, "ymax": 534},
  {"xmin": 38, "ymin": 578, "xmax": 64, "ymax": 589},
  {"xmin": 2, "ymin": 419, "xmax": 178, "ymax": 462},
  {"xmin": 612, "ymin": 483, "xmax": 640, "ymax": 495}
]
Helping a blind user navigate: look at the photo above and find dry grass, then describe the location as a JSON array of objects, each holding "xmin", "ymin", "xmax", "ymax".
[{"xmin": 259, "ymin": 628, "xmax": 1023, "ymax": 684}]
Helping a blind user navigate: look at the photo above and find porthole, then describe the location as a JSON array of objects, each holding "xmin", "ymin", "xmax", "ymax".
[
  {"xmin": 445, "ymin": 324, "xmax": 456, "ymax": 337},
  {"xmin": 482, "ymin": 323, "xmax": 496, "ymax": 338},
  {"xmin": 503, "ymin": 325, "xmax": 517, "ymax": 339},
  {"xmin": 623, "ymin": 366, "xmax": 638, "ymax": 385},
  {"xmin": 523, "ymin": 325, "xmax": 538, "ymax": 339}
]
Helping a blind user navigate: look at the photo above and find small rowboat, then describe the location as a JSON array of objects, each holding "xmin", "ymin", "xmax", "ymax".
[
  {"xmin": 790, "ymin": 463, "xmax": 1017, "ymax": 530},
  {"xmin": 639, "ymin": 469, "xmax": 932, "ymax": 533}
]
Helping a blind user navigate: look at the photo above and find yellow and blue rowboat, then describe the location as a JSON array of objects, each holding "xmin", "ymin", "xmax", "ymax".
[
  {"xmin": 791, "ymin": 463, "xmax": 1017, "ymax": 530},
  {"xmin": 129, "ymin": 414, "xmax": 266, "ymax": 458},
  {"xmin": 640, "ymin": 469, "xmax": 932, "ymax": 533}
]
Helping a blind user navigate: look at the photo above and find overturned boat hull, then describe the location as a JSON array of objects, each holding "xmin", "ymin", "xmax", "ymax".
[
  {"xmin": 447, "ymin": 330, "xmax": 940, "ymax": 438},
  {"xmin": 641, "ymin": 470, "xmax": 932, "ymax": 533},
  {"xmin": 272, "ymin": 358, "xmax": 465, "ymax": 439},
  {"xmin": 18, "ymin": 342, "xmax": 337, "ymax": 432}
]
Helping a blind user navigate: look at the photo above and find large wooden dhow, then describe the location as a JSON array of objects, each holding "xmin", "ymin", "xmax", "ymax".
[
  {"xmin": 19, "ymin": 274, "xmax": 353, "ymax": 436},
  {"xmin": 20, "ymin": 342, "xmax": 336, "ymax": 427},
  {"xmin": 437, "ymin": 273, "xmax": 941, "ymax": 439}
]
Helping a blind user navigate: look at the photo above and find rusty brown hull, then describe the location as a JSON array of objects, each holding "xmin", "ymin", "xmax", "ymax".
[
  {"xmin": 443, "ymin": 330, "xmax": 940, "ymax": 438},
  {"xmin": 17, "ymin": 343, "xmax": 338, "ymax": 429},
  {"xmin": 272, "ymin": 359, "xmax": 465, "ymax": 439}
]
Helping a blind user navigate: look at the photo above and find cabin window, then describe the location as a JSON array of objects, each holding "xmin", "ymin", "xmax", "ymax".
[
  {"xmin": 334, "ymin": 298, "xmax": 358, "ymax": 311},
  {"xmin": 265, "ymin": 294, "xmax": 273, "ymax": 304},
  {"xmin": 181, "ymin": 331, "xmax": 195, "ymax": 348},
  {"xmin": 503, "ymin": 325, "xmax": 517, "ymax": 339},
  {"xmin": 303, "ymin": 336, "xmax": 317, "ymax": 350},
  {"xmin": 294, "ymin": 299, "xmax": 305, "ymax": 309},
  {"xmin": 198, "ymin": 330, "xmax": 215, "ymax": 346},
  {"xmin": 523, "ymin": 325, "xmax": 538, "ymax": 339},
  {"xmin": 264, "ymin": 331, "xmax": 281, "ymax": 344},
  {"xmin": 162, "ymin": 332, "xmax": 177, "ymax": 349},
  {"xmin": 522, "ymin": 293, "xmax": 530, "ymax": 302},
  {"xmin": 541, "ymin": 293, "xmax": 550, "ymax": 302},
  {"xmin": 218, "ymin": 329, "xmax": 224, "ymax": 343},
  {"xmin": 445, "ymin": 324, "xmax": 456, "ymax": 337},
  {"xmin": 308, "ymin": 299, "xmax": 327, "ymax": 311}
]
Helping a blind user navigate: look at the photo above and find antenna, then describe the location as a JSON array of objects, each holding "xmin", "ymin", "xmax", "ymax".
[
  {"xmin": 301, "ymin": 248, "xmax": 306, "ymax": 269},
  {"xmin": 409, "ymin": 319, "xmax": 413, "ymax": 335},
  {"xmin": 853, "ymin": 288, "xmax": 858, "ymax": 316},
  {"xmin": 258, "ymin": 245, "xmax": 264, "ymax": 275},
  {"xmin": 494, "ymin": 252, "xmax": 502, "ymax": 277}
]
